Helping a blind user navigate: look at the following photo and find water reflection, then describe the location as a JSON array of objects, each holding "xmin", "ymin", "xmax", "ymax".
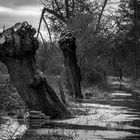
[
  {"xmin": 34, "ymin": 129, "xmax": 139, "ymax": 140},
  {"xmin": 0, "ymin": 117, "xmax": 28, "ymax": 140},
  {"xmin": 0, "ymin": 100, "xmax": 140, "ymax": 140},
  {"xmin": 1, "ymin": 78, "xmax": 140, "ymax": 140},
  {"xmin": 22, "ymin": 100, "xmax": 140, "ymax": 140}
]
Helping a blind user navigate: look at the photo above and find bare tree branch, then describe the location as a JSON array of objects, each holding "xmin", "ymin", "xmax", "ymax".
[
  {"xmin": 39, "ymin": 31, "xmax": 46, "ymax": 44},
  {"xmin": 65, "ymin": 0, "xmax": 70, "ymax": 18},
  {"xmin": 42, "ymin": 16, "xmax": 53, "ymax": 43},
  {"xmin": 72, "ymin": 0, "xmax": 75, "ymax": 12},
  {"xmin": 44, "ymin": 7, "xmax": 66, "ymax": 23},
  {"xmin": 37, "ymin": 8, "xmax": 45, "ymax": 39},
  {"xmin": 54, "ymin": 0, "xmax": 64, "ymax": 17},
  {"xmin": 95, "ymin": 0, "xmax": 108, "ymax": 33},
  {"xmin": 42, "ymin": 3, "xmax": 66, "ymax": 23}
]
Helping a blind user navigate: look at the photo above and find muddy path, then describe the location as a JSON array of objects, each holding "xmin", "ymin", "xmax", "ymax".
[{"xmin": 0, "ymin": 77, "xmax": 140, "ymax": 140}]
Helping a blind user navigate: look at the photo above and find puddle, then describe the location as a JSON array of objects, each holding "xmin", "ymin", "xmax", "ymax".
[
  {"xmin": 0, "ymin": 117, "xmax": 28, "ymax": 140},
  {"xmin": 1, "ymin": 77, "xmax": 140, "ymax": 140},
  {"xmin": 111, "ymin": 92, "xmax": 132, "ymax": 97},
  {"xmin": 52, "ymin": 103, "xmax": 140, "ymax": 131},
  {"xmin": 1, "ymin": 99, "xmax": 140, "ymax": 140},
  {"xmin": 33, "ymin": 128, "xmax": 139, "ymax": 140}
]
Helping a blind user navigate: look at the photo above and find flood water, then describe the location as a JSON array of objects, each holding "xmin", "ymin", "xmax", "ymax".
[{"xmin": 0, "ymin": 77, "xmax": 140, "ymax": 140}]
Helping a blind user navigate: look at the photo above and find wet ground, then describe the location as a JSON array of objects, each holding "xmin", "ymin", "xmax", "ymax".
[{"xmin": 0, "ymin": 77, "xmax": 140, "ymax": 140}]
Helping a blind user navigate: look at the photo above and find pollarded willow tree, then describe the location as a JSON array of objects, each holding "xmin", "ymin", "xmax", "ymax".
[
  {"xmin": 39, "ymin": 0, "xmax": 112, "ymax": 95},
  {"xmin": 58, "ymin": 31, "xmax": 83, "ymax": 98},
  {"xmin": 0, "ymin": 22, "xmax": 71, "ymax": 119},
  {"xmin": 40, "ymin": 0, "xmax": 96, "ymax": 98}
]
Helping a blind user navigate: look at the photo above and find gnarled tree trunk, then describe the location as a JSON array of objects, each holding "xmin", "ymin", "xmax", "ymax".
[
  {"xmin": 0, "ymin": 22, "xmax": 71, "ymax": 119},
  {"xmin": 58, "ymin": 31, "xmax": 83, "ymax": 98}
]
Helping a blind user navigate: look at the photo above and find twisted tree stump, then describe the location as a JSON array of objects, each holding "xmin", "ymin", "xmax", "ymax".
[{"xmin": 0, "ymin": 22, "xmax": 71, "ymax": 119}]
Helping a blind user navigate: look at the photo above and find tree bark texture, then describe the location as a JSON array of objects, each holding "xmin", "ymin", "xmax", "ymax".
[
  {"xmin": 0, "ymin": 22, "xmax": 71, "ymax": 119},
  {"xmin": 58, "ymin": 31, "xmax": 83, "ymax": 98}
]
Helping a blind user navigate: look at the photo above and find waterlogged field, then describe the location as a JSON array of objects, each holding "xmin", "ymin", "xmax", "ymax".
[{"xmin": 0, "ymin": 77, "xmax": 140, "ymax": 140}]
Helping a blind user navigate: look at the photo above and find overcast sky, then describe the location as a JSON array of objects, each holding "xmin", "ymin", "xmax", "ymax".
[
  {"xmin": 0, "ymin": 0, "xmax": 42, "ymax": 32},
  {"xmin": 0, "ymin": 0, "xmax": 119, "ymax": 39}
]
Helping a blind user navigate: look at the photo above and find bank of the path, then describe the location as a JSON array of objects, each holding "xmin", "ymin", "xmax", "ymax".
[{"xmin": 0, "ymin": 76, "xmax": 140, "ymax": 140}]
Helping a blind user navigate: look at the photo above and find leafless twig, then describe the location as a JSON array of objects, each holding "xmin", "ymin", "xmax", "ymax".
[
  {"xmin": 95, "ymin": 0, "xmax": 108, "ymax": 33},
  {"xmin": 42, "ymin": 16, "xmax": 53, "ymax": 43},
  {"xmin": 37, "ymin": 8, "xmax": 45, "ymax": 39}
]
